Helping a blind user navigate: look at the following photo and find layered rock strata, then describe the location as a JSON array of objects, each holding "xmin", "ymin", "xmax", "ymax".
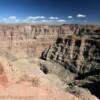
[
  {"xmin": 42, "ymin": 34, "xmax": 100, "ymax": 74},
  {"xmin": 0, "ymin": 24, "xmax": 100, "ymax": 57},
  {"xmin": 0, "ymin": 24, "xmax": 99, "ymax": 99},
  {"xmin": 41, "ymin": 24, "xmax": 100, "ymax": 99}
]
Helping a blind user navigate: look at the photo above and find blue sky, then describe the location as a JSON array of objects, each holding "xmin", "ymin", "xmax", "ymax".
[{"xmin": 0, "ymin": 0, "xmax": 100, "ymax": 24}]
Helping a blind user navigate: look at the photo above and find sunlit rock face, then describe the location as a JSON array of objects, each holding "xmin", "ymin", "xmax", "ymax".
[
  {"xmin": 0, "ymin": 24, "xmax": 100, "ymax": 58},
  {"xmin": 0, "ymin": 24, "xmax": 58, "ymax": 57},
  {"xmin": 42, "ymin": 24, "xmax": 100, "ymax": 74},
  {"xmin": 41, "ymin": 24, "xmax": 100, "ymax": 99}
]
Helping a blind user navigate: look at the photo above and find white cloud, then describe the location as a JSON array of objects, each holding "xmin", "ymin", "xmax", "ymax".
[
  {"xmin": 27, "ymin": 16, "xmax": 34, "ymax": 19},
  {"xmin": 29, "ymin": 19, "xmax": 66, "ymax": 24},
  {"xmin": 27, "ymin": 16, "xmax": 45, "ymax": 20},
  {"xmin": 76, "ymin": 14, "xmax": 87, "ymax": 18},
  {"xmin": 57, "ymin": 19, "xmax": 66, "ymax": 22},
  {"xmin": 49, "ymin": 17, "xmax": 58, "ymax": 20},
  {"xmin": 8, "ymin": 16, "xmax": 16, "ymax": 19},
  {"xmin": 68, "ymin": 16, "xmax": 73, "ymax": 19},
  {"xmin": 1, "ymin": 16, "xmax": 67, "ymax": 24},
  {"xmin": 2, "ymin": 16, "xmax": 17, "ymax": 23},
  {"xmin": 40, "ymin": 16, "xmax": 45, "ymax": 19},
  {"xmin": 41, "ymin": 20, "xmax": 48, "ymax": 22},
  {"xmin": 23, "ymin": 16, "xmax": 46, "ymax": 23}
]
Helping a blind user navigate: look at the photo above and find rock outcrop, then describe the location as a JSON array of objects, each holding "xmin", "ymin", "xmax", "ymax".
[
  {"xmin": 41, "ymin": 24, "xmax": 100, "ymax": 99},
  {"xmin": 42, "ymin": 34, "xmax": 100, "ymax": 74}
]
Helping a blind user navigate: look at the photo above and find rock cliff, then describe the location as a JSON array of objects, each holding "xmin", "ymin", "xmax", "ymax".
[
  {"xmin": 1, "ymin": 24, "xmax": 99, "ymax": 57},
  {"xmin": 42, "ymin": 32, "xmax": 100, "ymax": 74},
  {"xmin": 41, "ymin": 24, "xmax": 100, "ymax": 99},
  {"xmin": 0, "ymin": 24, "xmax": 58, "ymax": 56}
]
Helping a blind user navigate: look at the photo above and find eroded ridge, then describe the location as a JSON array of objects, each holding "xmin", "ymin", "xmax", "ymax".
[{"xmin": 41, "ymin": 24, "xmax": 100, "ymax": 99}]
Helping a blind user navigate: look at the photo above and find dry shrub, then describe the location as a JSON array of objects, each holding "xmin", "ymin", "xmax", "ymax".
[
  {"xmin": 0, "ymin": 63, "xmax": 4, "ymax": 75},
  {"xmin": 32, "ymin": 77, "xmax": 40, "ymax": 87}
]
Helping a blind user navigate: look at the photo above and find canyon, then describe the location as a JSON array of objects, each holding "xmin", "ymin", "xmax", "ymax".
[{"xmin": 0, "ymin": 24, "xmax": 100, "ymax": 100}]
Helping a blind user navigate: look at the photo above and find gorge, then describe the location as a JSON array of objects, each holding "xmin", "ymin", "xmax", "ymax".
[{"xmin": 0, "ymin": 24, "xmax": 99, "ymax": 100}]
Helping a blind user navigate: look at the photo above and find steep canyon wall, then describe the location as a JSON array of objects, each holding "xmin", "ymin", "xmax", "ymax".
[
  {"xmin": 42, "ymin": 24, "xmax": 100, "ymax": 74},
  {"xmin": 0, "ymin": 24, "xmax": 59, "ymax": 57},
  {"xmin": 0, "ymin": 24, "xmax": 100, "ymax": 69}
]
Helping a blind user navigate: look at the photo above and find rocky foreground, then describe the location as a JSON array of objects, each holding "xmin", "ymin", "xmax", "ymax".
[{"xmin": 0, "ymin": 24, "xmax": 99, "ymax": 100}]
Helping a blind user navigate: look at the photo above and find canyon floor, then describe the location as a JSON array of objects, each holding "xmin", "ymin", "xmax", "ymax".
[{"xmin": 0, "ymin": 24, "xmax": 99, "ymax": 100}]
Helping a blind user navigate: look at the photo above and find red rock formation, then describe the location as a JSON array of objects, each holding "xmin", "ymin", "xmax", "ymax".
[
  {"xmin": 0, "ymin": 63, "xmax": 8, "ymax": 86},
  {"xmin": 0, "ymin": 24, "xmax": 99, "ymax": 57}
]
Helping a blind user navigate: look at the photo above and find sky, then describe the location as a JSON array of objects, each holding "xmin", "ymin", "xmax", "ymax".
[{"xmin": 0, "ymin": 0, "xmax": 100, "ymax": 24}]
